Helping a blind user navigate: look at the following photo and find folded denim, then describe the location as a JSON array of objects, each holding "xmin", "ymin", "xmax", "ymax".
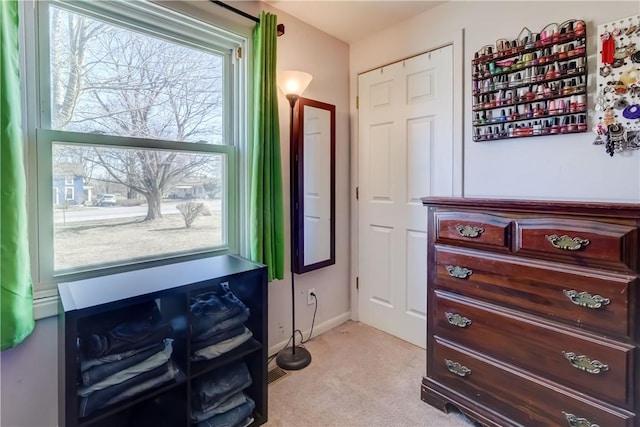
[
  {"xmin": 192, "ymin": 361, "xmax": 252, "ymax": 411},
  {"xmin": 192, "ymin": 391, "xmax": 247, "ymax": 423},
  {"xmin": 80, "ymin": 301, "xmax": 173, "ymax": 358},
  {"xmin": 79, "ymin": 301, "xmax": 161, "ymax": 336},
  {"xmin": 80, "ymin": 341, "xmax": 163, "ymax": 373},
  {"xmin": 192, "ymin": 325, "xmax": 245, "ymax": 351},
  {"xmin": 78, "ymin": 362, "xmax": 169, "ymax": 418},
  {"xmin": 195, "ymin": 397, "xmax": 255, "ymax": 427},
  {"xmin": 78, "ymin": 339, "xmax": 173, "ymax": 397},
  {"xmin": 193, "ymin": 308, "xmax": 250, "ymax": 343},
  {"xmin": 190, "ymin": 285, "xmax": 247, "ymax": 337},
  {"xmin": 80, "ymin": 342, "xmax": 165, "ymax": 386},
  {"xmin": 191, "ymin": 328, "xmax": 253, "ymax": 361},
  {"xmin": 104, "ymin": 361, "xmax": 180, "ymax": 406}
]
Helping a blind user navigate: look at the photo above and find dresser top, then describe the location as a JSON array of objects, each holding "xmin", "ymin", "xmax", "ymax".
[{"xmin": 421, "ymin": 197, "xmax": 640, "ymax": 218}]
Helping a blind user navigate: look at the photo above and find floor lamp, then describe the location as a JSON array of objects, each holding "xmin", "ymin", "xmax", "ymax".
[{"xmin": 276, "ymin": 70, "xmax": 313, "ymax": 370}]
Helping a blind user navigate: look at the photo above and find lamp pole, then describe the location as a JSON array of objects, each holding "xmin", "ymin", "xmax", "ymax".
[
  {"xmin": 288, "ymin": 93, "xmax": 298, "ymax": 357},
  {"xmin": 275, "ymin": 92, "xmax": 312, "ymax": 370}
]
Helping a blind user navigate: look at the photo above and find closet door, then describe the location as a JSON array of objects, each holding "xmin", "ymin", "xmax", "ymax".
[{"xmin": 358, "ymin": 46, "xmax": 454, "ymax": 348}]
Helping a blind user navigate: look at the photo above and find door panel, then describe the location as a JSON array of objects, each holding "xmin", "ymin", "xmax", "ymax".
[{"xmin": 358, "ymin": 46, "xmax": 454, "ymax": 347}]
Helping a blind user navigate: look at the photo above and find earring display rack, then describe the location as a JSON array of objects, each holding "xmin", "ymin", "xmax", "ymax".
[
  {"xmin": 472, "ymin": 20, "xmax": 588, "ymax": 142},
  {"xmin": 594, "ymin": 14, "xmax": 640, "ymax": 156}
]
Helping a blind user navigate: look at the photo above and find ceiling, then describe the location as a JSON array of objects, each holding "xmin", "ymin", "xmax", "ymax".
[{"xmin": 264, "ymin": 1, "xmax": 445, "ymax": 44}]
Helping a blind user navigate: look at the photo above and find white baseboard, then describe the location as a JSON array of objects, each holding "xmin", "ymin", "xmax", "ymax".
[{"xmin": 268, "ymin": 311, "xmax": 351, "ymax": 359}]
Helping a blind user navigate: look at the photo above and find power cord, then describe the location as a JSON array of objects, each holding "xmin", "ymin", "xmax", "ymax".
[
  {"xmin": 267, "ymin": 291, "xmax": 318, "ymax": 363},
  {"xmin": 301, "ymin": 292, "xmax": 317, "ymax": 344},
  {"xmin": 267, "ymin": 333, "xmax": 293, "ymax": 364}
]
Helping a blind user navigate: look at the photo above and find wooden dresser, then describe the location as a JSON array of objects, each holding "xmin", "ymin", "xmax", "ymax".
[{"xmin": 420, "ymin": 197, "xmax": 639, "ymax": 427}]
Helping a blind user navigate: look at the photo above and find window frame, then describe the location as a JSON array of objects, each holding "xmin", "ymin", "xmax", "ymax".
[{"xmin": 21, "ymin": 0, "xmax": 249, "ymax": 316}]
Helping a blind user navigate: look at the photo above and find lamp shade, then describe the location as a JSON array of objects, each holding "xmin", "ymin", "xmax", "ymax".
[{"xmin": 278, "ymin": 70, "xmax": 313, "ymax": 97}]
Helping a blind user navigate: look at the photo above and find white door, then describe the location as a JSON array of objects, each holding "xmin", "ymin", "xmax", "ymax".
[{"xmin": 358, "ymin": 46, "xmax": 454, "ymax": 348}]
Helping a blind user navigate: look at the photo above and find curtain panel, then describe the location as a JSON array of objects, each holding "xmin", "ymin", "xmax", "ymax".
[
  {"xmin": 1, "ymin": 0, "xmax": 35, "ymax": 350},
  {"xmin": 249, "ymin": 12, "xmax": 285, "ymax": 281}
]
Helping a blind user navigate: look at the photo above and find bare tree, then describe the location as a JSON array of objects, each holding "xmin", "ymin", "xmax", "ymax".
[
  {"xmin": 176, "ymin": 200, "xmax": 210, "ymax": 229},
  {"xmin": 50, "ymin": 6, "xmax": 224, "ymax": 220}
]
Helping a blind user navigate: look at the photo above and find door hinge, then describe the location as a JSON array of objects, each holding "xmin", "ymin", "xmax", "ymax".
[
  {"xmin": 356, "ymin": 96, "xmax": 359, "ymax": 109},
  {"xmin": 356, "ymin": 187, "xmax": 359, "ymax": 200},
  {"xmin": 356, "ymin": 276, "xmax": 359, "ymax": 290},
  {"xmin": 236, "ymin": 47, "xmax": 242, "ymax": 59}
]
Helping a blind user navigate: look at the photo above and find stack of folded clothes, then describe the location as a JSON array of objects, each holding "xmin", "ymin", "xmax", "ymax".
[
  {"xmin": 190, "ymin": 283, "xmax": 253, "ymax": 361},
  {"xmin": 191, "ymin": 361, "xmax": 255, "ymax": 427},
  {"xmin": 77, "ymin": 301, "xmax": 178, "ymax": 418}
]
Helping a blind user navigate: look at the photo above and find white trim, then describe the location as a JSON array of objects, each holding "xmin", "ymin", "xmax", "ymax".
[
  {"xmin": 452, "ymin": 29, "xmax": 465, "ymax": 198},
  {"xmin": 49, "ymin": 0, "xmax": 245, "ymax": 54},
  {"xmin": 268, "ymin": 311, "xmax": 351, "ymax": 359},
  {"xmin": 22, "ymin": 1, "xmax": 249, "ymax": 298},
  {"xmin": 33, "ymin": 294, "xmax": 59, "ymax": 320}
]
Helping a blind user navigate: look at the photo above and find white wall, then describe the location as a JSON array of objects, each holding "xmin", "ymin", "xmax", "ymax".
[
  {"xmin": 349, "ymin": 0, "xmax": 639, "ymax": 323},
  {"xmin": 0, "ymin": 317, "xmax": 58, "ymax": 427},
  {"xmin": 0, "ymin": 2, "xmax": 350, "ymax": 425},
  {"xmin": 350, "ymin": 1, "xmax": 640, "ymax": 202},
  {"xmin": 251, "ymin": 1, "xmax": 352, "ymax": 352}
]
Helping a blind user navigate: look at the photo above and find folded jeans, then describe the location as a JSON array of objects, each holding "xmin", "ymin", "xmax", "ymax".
[
  {"xmin": 192, "ymin": 361, "xmax": 252, "ymax": 411},
  {"xmin": 192, "ymin": 309, "xmax": 249, "ymax": 343},
  {"xmin": 78, "ymin": 339, "xmax": 173, "ymax": 397},
  {"xmin": 192, "ymin": 391, "xmax": 248, "ymax": 423},
  {"xmin": 78, "ymin": 362, "xmax": 169, "ymax": 418},
  {"xmin": 191, "ymin": 328, "xmax": 253, "ymax": 362},
  {"xmin": 80, "ymin": 342, "xmax": 165, "ymax": 386},
  {"xmin": 195, "ymin": 397, "xmax": 255, "ymax": 427}
]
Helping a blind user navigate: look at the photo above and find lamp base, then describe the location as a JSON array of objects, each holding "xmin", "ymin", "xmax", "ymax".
[{"xmin": 275, "ymin": 346, "xmax": 312, "ymax": 370}]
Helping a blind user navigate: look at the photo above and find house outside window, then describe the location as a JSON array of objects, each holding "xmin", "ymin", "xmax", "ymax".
[{"xmin": 22, "ymin": 0, "xmax": 248, "ymax": 299}]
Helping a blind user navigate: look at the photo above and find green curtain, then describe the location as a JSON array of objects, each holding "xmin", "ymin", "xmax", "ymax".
[
  {"xmin": 1, "ymin": 0, "xmax": 35, "ymax": 350},
  {"xmin": 249, "ymin": 12, "xmax": 285, "ymax": 281}
]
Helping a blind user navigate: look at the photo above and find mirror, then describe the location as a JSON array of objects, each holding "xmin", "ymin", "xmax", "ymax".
[{"xmin": 291, "ymin": 97, "xmax": 335, "ymax": 273}]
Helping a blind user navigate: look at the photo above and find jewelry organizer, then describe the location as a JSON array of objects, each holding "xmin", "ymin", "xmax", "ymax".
[
  {"xmin": 594, "ymin": 14, "xmax": 640, "ymax": 156},
  {"xmin": 472, "ymin": 20, "xmax": 588, "ymax": 142}
]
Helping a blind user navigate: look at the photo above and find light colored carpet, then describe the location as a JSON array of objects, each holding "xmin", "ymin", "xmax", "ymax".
[{"xmin": 266, "ymin": 321, "xmax": 478, "ymax": 427}]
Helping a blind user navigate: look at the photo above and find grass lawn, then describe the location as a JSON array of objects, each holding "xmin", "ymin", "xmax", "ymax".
[{"xmin": 54, "ymin": 212, "xmax": 222, "ymax": 271}]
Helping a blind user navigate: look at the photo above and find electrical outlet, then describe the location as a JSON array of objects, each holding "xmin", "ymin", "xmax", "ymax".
[{"xmin": 307, "ymin": 288, "xmax": 316, "ymax": 305}]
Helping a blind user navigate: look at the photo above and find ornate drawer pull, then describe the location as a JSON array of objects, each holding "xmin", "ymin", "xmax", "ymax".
[
  {"xmin": 445, "ymin": 265, "xmax": 473, "ymax": 279},
  {"xmin": 563, "ymin": 290, "xmax": 610, "ymax": 309},
  {"xmin": 562, "ymin": 411, "xmax": 601, "ymax": 427},
  {"xmin": 445, "ymin": 359, "xmax": 471, "ymax": 377},
  {"xmin": 455, "ymin": 224, "xmax": 484, "ymax": 238},
  {"xmin": 562, "ymin": 351, "xmax": 609, "ymax": 375},
  {"xmin": 546, "ymin": 234, "xmax": 590, "ymax": 251},
  {"xmin": 445, "ymin": 312, "xmax": 472, "ymax": 328}
]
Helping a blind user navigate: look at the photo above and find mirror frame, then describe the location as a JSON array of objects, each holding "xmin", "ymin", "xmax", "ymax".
[{"xmin": 291, "ymin": 97, "xmax": 336, "ymax": 274}]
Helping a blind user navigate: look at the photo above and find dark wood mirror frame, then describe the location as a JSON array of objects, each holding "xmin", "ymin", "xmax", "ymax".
[{"xmin": 291, "ymin": 97, "xmax": 336, "ymax": 274}]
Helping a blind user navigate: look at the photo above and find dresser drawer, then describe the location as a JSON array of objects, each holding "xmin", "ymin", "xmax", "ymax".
[
  {"xmin": 434, "ymin": 246, "xmax": 634, "ymax": 338},
  {"xmin": 433, "ymin": 291, "xmax": 634, "ymax": 407},
  {"xmin": 434, "ymin": 211, "xmax": 512, "ymax": 252},
  {"xmin": 515, "ymin": 218, "xmax": 638, "ymax": 272},
  {"xmin": 430, "ymin": 338, "xmax": 635, "ymax": 427}
]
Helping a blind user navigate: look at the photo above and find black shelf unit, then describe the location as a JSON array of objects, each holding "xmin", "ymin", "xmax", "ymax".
[
  {"xmin": 58, "ymin": 255, "xmax": 268, "ymax": 427},
  {"xmin": 472, "ymin": 23, "xmax": 588, "ymax": 142}
]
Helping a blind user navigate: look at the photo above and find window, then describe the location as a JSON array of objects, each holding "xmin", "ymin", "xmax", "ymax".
[{"xmin": 23, "ymin": 1, "xmax": 247, "ymax": 296}]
